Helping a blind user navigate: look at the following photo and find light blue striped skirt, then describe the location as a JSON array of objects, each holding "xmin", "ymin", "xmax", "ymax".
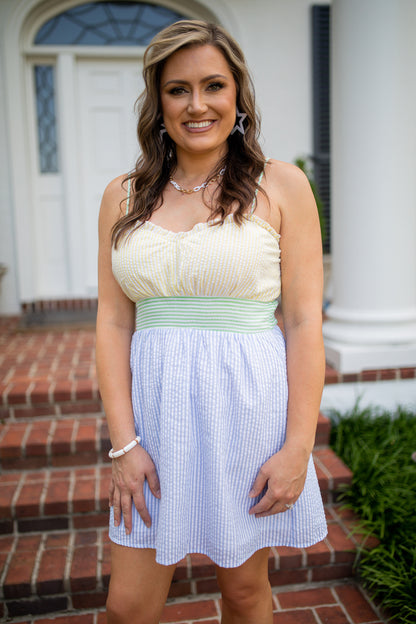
[{"xmin": 109, "ymin": 297, "xmax": 327, "ymax": 567}]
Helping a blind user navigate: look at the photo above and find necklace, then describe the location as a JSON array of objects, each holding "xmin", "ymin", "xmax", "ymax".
[{"xmin": 169, "ymin": 167, "xmax": 226, "ymax": 194}]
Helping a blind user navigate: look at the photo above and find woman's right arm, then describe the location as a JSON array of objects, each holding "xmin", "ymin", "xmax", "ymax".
[{"xmin": 96, "ymin": 176, "xmax": 160, "ymax": 533}]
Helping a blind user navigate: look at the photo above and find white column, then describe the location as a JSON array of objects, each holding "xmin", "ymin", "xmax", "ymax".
[{"xmin": 323, "ymin": 0, "xmax": 416, "ymax": 373}]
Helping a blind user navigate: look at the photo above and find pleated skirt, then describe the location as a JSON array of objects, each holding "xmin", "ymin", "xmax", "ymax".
[{"xmin": 109, "ymin": 324, "xmax": 327, "ymax": 567}]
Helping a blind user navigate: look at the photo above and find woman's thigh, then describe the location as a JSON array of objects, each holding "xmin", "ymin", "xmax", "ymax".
[{"xmin": 107, "ymin": 544, "xmax": 176, "ymax": 624}]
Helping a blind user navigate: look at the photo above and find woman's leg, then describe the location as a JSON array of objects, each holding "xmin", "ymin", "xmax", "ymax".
[
  {"xmin": 106, "ymin": 544, "xmax": 176, "ymax": 624},
  {"xmin": 215, "ymin": 548, "xmax": 273, "ymax": 624}
]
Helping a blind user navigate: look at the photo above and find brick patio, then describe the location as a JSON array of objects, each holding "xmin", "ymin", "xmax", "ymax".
[{"xmin": 0, "ymin": 317, "xmax": 390, "ymax": 622}]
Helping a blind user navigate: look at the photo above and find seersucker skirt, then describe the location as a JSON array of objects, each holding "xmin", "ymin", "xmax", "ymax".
[{"xmin": 109, "ymin": 324, "xmax": 327, "ymax": 567}]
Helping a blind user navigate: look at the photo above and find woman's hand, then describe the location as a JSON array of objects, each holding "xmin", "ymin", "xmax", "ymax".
[
  {"xmin": 248, "ymin": 445, "xmax": 309, "ymax": 517},
  {"xmin": 109, "ymin": 445, "xmax": 161, "ymax": 533}
]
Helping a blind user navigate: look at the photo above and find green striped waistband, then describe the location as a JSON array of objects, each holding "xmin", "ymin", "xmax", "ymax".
[{"xmin": 135, "ymin": 297, "xmax": 278, "ymax": 333}]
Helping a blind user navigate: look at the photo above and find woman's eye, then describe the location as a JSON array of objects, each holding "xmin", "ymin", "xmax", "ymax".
[
  {"xmin": 169, "ymin": 86, "xmax": 187, "ymax": 95},
  {"xmin": 207, "ymin": 82, "xmax": 224, "ymax": 92}
]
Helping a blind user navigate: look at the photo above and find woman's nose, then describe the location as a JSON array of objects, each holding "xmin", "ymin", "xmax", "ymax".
[{"xmin": 187, "ymin": 91, "xmax": 208, "ymax": 115}]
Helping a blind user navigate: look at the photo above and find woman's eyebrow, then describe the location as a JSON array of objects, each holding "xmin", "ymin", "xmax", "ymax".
[{"xmin": 162, "ymin": 74, "xmax": 228, "ymax": 88}]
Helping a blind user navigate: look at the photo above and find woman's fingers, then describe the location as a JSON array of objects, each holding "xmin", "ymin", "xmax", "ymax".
[
  {"xmin": 112, "ymin": 487, "xmax": 122, "ymax": 527},
  {"xmin": 132, "ymin": 489, "xmax": 152, "ymax": 528},
  {"xmin": 249, "ymin": 488, "xmax": 275, "ymax": 515},
  {"xmin": 146, "ymin": 466, "xmax": 161, "ymax": 499},
  {"xmin": 108, "ymin": 477, "xmax": 115, "ymax": 508}
]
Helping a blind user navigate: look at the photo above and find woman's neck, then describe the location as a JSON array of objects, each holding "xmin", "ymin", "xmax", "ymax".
[{"xmin": 173, "ymin": 148, "xmax": 227, "ymax": 184}]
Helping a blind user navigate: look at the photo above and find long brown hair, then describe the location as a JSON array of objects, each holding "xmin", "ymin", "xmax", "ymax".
[{"xmin": 112, "ymin": 19, "xmax": 266, "ymax": 247}]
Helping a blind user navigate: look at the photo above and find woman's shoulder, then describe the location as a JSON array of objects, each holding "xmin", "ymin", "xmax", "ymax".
[
  {"xmin": 264, "ymin": 158, "xmax": 315, "ymax": 211},
  {"xmin": 264, "ymin": 159, "xmax": 310, "ymax": 191},
  {"xmin": 100, "ymin": 174, "xmax": 130, "ymax": 222}
]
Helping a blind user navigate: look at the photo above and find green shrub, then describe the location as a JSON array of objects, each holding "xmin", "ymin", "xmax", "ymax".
[{"xmin": 329, "ymin": 406, "xmax": 416, "ymax": 623}]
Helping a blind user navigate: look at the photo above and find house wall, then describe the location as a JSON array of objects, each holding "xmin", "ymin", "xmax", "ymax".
[{"xmin": 0, "ymin": 0, "xmax": 329, "ymax": 313}]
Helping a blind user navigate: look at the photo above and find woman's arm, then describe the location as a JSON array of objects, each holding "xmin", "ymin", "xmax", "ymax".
[
  {"xmin": 96, "ymin": 176, "xmax": 160, "ymax": 532},
  {"xmin": 249, "ymin": 160, "xmax": 325, "ymax": 517}
]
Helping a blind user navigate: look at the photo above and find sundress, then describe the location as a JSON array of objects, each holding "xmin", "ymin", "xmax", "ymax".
[{"xmin": 109, "ymin": 170, "xmax": 327, "ymax": 567}]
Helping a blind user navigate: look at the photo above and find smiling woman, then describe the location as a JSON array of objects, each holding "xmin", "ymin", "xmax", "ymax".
[{"xmin": 96, "ymin": 19, "xmax": 326, "ymax": 624}]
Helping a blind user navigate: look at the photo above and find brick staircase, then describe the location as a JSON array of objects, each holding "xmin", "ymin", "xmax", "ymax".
[{"xmin": 0, "ymin": 319, "xmax": 385, "ymax": 623}]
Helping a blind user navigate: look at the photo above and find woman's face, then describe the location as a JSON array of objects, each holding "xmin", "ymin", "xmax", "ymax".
[{"xmin": 160, "ymin": 44, "xmax": 237, "ymax": 160}]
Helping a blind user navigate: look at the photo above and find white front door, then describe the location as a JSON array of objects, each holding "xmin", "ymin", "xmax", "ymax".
[
  {"xmin": 28, "ymin": 57, "xmax": 143, "ymax": 301},
  {"xmin": 77, "ymin": 59, "xmax": 143, "ymax": 295}
]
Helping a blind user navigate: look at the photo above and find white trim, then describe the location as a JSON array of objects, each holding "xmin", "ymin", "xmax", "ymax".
[{"xmin": 56, "ymin": 53, "xmax": 83, "ymax": 295}]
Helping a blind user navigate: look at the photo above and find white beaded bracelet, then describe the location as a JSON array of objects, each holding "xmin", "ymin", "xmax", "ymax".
[{"xmin": 108, "ymin": 436, "xmax": 141, "ymax": 459}]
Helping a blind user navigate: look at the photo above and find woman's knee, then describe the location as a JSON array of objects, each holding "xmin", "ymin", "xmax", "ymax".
[{"xmin": 106, "ymin": 583, "xmax": 162, "ymax": 624}]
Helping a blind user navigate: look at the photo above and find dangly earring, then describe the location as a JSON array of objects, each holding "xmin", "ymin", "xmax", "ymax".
[
  {"xmin": 159, "ymin": 121, "xmax": 167, "ymax": 139},
  {"xmin": 230, "ymin": 107, "xmax": 247, "ymax": 135}
]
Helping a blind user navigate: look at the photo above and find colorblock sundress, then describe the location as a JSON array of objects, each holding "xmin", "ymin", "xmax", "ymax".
[{"xmin": 110, "ymin": 171, "xmax": 327, "ymax": 568}]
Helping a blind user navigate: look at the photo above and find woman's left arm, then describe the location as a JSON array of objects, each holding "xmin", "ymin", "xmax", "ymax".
[{"xmin": 249, "ymin": 161, "xmax": 325, "ymax": 517}]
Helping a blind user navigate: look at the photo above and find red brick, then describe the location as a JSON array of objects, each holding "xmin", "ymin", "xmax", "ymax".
[
  {"xmin": 315, "ymin": 413, "xmax": 330, "ymax": 446},
  {"xmin": 342, "ymin": 373, "xmax": 359, "ymax": 383},
  {"xmin": 31, "ymin": 382, "xmax": 52, "ymax": 404},
  {"xmin": 72, "ymin": 473, "xmax": 96, "ymax": 513},
  {"xmin": 74, "ymin": 379, "xmax": 95, "ymax": 400},
  {"xmin": 379, "ymin": 369, "xmax": 397, "ymax": 380},
  {"xmin": 327, "ymin": 524, "xmax": 357, "ymax": 563},
  {"xmin": 275, "ymin": 546, "xmax": 303, "ymax": 569},
  {"xmin": 14, "ymin": 405, "xmax": 57, "ymax": 418},
  {"xmin": 70, "ymin": 545, "xmax": 98, "ymax": 592},
  {"xmin": 72, "ymin": 592, "xmax": 107, "ymax": 609},
  {"xmin": 325, "ymin": 365, "xmax": 339, "ymax": 384},
  {"xmin": 316, "ymin": 606, "xmax": 350, "ymax": 624},
  {"xmin": 190, "ymin": 552, "xmax": 215, "ymax": 578},
  {"xmin": 168, "ymin": 580, "xmax": 192, "ymax": 597},
  {"xmin": 75, "ymin": 530, "xmax": 97, "ymax": 546},
  {"xmin": 196, "ymin": 577, "xmax": 221, "ymax": 593},
  {"xmin": 36, "ymin": 615, "xmax": 95, "ymax": 624},
  {"xmin": 314, "ymin": 448, "xmax": 352, "ymax": 488},
  {"xmin": 399, "ymin": 367, "xmax": 415, "ymax": 379},
  {"xmin": 0, "ymin": 423, "xmax": 28, "ymax": 458},
  {"xmin": 361, "ymin": 370, "xmax": 379, "ymax": 381},
  {"xmin": 50, "ymin": 419, "xmax": 75, "ymax": 454},
  {"xmin": 273, "ymin": 610, "xmax": 317, "ymax": 624},
  {"xmin": 312, "ymin": 563, "xmax": 354, "ymax": 582},
  {"xmin": 15, "ymin": 480, "xmax": 44, "ymax": 517},
  {"xmin": 161, "ymin": 599, "xmax": 218, "ymax": 622},
  {"xmin": 75, "ymin": 419, "xmax": 97, "ymax": 452},
  {"xmin": 59, "ymin": 401, "xmax": 102, "ymax": 415},
  {"xmin": 25, "ymin": 421, "xmax": 53, "ymax": 456},
  {"xmin": 334, "ymin": 584, "xmax": 379, "ymax": 623},
  {"xmin": 7, "ymin": 383, "xmax": 32, "ymax": 405},
  {"xmin": 0, "ymin": 479, "xmax": 22, "ymax": 518},
  {"xmin": 36, "ymin": 547, "xmax": 67, "ymax": 594},
  {"xmin": 73, "ymin": 512, "xmax": 108, "ymax": 529},
  {"xmin": 172, "ymin": 557, "xmax": 188, "ymax": 581},
  {"xmin": 53, "ymin": 381, "xmax": 73, "ymax": 402},
  {"xmin": 278, "ymin": 587, "xmax": 335, "ymax": 609},
  {"xmin": 304, "ymin": 539, "xmax": 332, "ymax": 566},
  {"xmin": 43, "ymin": 478, "xmax": 70, "ymax": 515},
  {"xmin": 269, "ymin": 569, "xmax": 308, "ymax": 587},
  {"xmin": 3, "ymin": 536, "xmax": 42, "ymax": 598}
]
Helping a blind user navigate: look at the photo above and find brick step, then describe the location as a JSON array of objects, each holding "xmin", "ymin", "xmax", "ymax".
[
  {"xmin": 0, "ymin": 449, "xmax": 351, "ymax": 536},
  {"xmin": 0, "ymin": 505, "xmax": 377, "ymax": 620},
  {"xmin": 0, "ymin": 582, "xmax": 386, "ymax": 624},
  {"xmin": 0, "ymin": 414, "xmax": 331, "ymax": 472}
]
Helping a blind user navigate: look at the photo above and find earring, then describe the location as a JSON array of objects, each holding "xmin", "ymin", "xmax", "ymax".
[
  {"xmin": 231, "ymin": 107, "xmax": 247, "ymax": 135},
  {"xmin": 159, "ymin": 122, "xmax": 167, "ymax": 139}
]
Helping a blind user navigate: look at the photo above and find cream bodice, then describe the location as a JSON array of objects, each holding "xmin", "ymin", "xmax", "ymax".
[{"xmin": 111, "ymin": 212, "xmax": 281, "ymax": 303}]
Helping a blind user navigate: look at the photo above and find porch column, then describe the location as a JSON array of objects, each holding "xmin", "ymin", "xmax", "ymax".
[{"xmin": 323, "ymin": 0, "xmax": 416, "ymax": 373}]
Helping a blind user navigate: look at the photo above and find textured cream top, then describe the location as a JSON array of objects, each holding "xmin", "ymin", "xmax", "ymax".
[{"xmin": 112, "ymin": 212, "xmax": 281, "ymax": 303}]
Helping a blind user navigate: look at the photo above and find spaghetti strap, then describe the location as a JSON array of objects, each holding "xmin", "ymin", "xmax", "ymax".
[
  {"xmin": 249, "ymin": 158, "xmax": 269, "ymax": 216},
  {"xmin": 126, "ymin": 178, "xmax": 131, "ymax": 215}
]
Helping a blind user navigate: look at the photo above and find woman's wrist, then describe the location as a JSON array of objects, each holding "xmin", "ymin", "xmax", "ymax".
[{"xmin": 108, "ymin": 435, "xmax": 141, "ymax": 459}]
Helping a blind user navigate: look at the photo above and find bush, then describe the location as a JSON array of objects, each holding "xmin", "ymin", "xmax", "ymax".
[{"xmin": 329, "ymin": 406, "xmax": 416, "ymax": 623}]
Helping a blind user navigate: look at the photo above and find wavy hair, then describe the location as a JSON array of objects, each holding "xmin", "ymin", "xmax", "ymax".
[{"xmin": 112, "ymin": 19, "xmax": 266, "ymax": 247}]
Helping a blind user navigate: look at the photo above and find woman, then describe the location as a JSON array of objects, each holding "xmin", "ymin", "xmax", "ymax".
[{"xmin": 97, "ymin": 19, "xmax": 327, "ymax": 624}]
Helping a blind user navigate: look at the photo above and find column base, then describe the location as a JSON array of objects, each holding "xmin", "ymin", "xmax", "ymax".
[{"xmin": 324, "ymin": 338, "xmax": 416, "ymax": 374}]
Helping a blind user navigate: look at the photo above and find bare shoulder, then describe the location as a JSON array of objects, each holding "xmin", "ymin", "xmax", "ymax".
[
  {"xmin": 264, "ymin": 158, "xmax": 316, "ymax": 218},
  {"xmin": 99, "ymin": 173, "xmax": 129, "ymax": 225},
  {"xmin": 265, "ymin": 159, "xmax": 312, "ymax": 198}
]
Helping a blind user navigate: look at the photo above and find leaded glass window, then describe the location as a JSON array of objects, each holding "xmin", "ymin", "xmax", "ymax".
[
  {"xmin": 34, "ymin": 65, "xmax": 59, "ymax": 173},
  {"xmin": 34, "ymin": 1, "xmax": 185, "ymax": 46}
]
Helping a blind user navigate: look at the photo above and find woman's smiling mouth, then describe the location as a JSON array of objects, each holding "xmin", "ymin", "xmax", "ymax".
[{"xmin": 184, "ymin": 120, "xmax": 215, "ymax": 130}]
